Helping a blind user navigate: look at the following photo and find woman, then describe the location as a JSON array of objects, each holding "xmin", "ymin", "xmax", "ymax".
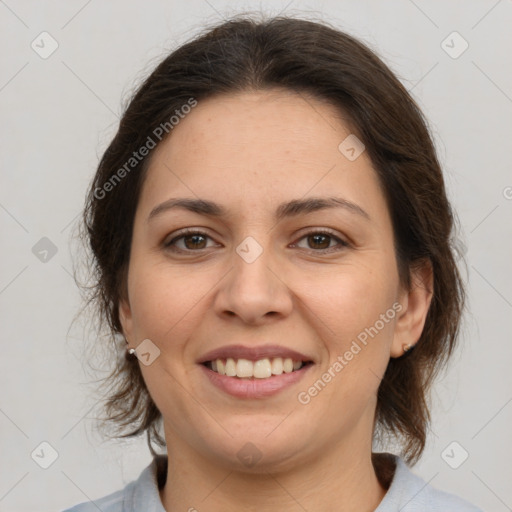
[{"xmin": 64, "ymin": 15, "xmax": 482, "ymax": 512}]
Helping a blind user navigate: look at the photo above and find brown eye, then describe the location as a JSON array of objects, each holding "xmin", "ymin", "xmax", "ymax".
[
  {"xmin": 307, "ymin": 233, "xmax": 331, "ymax": 250},
  {"xmin": 164, "ymin": 231, "xmax": 218, "ymax": 252},
  {"xmin": 293, "ymin": 231, "xmax": 349, "ymax": 252},
  {"xmin": 182, "ymin": 234, "xmax": 207, "ymax": 250}
]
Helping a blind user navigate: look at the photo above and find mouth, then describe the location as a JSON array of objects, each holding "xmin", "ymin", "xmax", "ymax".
[
  {"xmin": 202, "ymin": 357, "xmax": 313, "ymax": 379},
  {"xmin": 197, "ymin": 345, "xmax": 315, "ymax": 399}
]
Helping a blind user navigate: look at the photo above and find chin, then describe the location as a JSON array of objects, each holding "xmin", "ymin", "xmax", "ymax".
[{"xmin": 203, "ymin": 422, "xmax": 310, "ymax": 472}]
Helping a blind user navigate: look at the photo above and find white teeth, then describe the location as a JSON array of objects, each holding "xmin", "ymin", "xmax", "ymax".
[
  {"xmin": 236, "ymin": 358, "xmax": 253, "ymax": 378},
  {"xmin": 209, "ymin": 357, "xmax": 305, "ymax": 378},
  {"xmin": 271, "ymin": 358, "xmax": 283, "ymax": 375},
  {"xmin": 253, "ymin": 358, "xmax": 272, "ymax": 378},
  {"xmin": 225, "ymin": 358, "xmax": 236, "ymax": 377}
]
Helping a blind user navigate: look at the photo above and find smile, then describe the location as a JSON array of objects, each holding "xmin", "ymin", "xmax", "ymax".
[
  {"xmin": 200, "ymin": 359, "xmax": 314, "ymax": 399},
  {"xmin": 203, "ymin": 357, "xmax": 310, "ymax": 379}
]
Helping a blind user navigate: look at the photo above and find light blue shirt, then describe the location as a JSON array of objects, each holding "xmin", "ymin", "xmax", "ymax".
[{"xmin": 63, "ymin": 453, "xmax": 483, "ymax": 511}]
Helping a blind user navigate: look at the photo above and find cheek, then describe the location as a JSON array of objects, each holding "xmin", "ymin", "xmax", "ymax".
[
  {"xmin": 299, "ymin": 274, "xmax": 397, "ymax": 426},
  {"xmin": 126, "ymin": 258, "xmax": 211, "ymax": 342},
  {"xmin": 127, "ymin": 261, "xmax": 211, "ymax": 420},
  {"xmin": 302, "ymin": 259, "xmax": 399, "ymax": 397},
  {"xmin": 307, "ymin": 261, "xmax": 398, "ymax": 339}
]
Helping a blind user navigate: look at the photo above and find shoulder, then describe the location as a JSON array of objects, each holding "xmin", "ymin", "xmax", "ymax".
[
  {"xmin": 62, "ymin": 486, "xmax": 127, "ymax": 512},
  {"xmin": 375, "ymin": 454, "xmax": 483, "ymax": 512},
  {"xmin": 61, "ymin": 456, "xmax": 167, "ymax": 512}
]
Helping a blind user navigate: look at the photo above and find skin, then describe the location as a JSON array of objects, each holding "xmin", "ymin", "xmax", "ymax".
[{"xmin": 119, "ymin": 89, "xmax": 433, "ymax": 512}]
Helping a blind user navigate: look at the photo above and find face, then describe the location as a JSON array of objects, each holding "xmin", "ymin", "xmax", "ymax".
[{"xmin": 119, "ymin": 89, "xmax": 427, "ymax": 472}]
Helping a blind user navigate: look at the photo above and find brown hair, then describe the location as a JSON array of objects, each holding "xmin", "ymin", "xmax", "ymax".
[{"xmin": 81, "ymin": 15, "xmax": 464, "ymax": 464}]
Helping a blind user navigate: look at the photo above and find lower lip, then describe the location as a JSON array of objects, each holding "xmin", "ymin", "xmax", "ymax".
[{"xmin": 199, "ymin": 364, "xmax": 313, "ymax": 399}]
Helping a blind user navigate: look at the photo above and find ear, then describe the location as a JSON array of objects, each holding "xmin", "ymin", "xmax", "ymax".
[
  {"xmin": 118, "ymin": 297, "xmax": 134, "ymax": 345},
  {"xmin": 390, "ymin": 259, "xmax": 433, "ymax": 358}
]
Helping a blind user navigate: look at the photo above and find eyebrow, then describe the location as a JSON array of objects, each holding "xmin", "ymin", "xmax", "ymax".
[{"xmin": 147, "ymin": 196, "xmax": 370, "ymax": 223}]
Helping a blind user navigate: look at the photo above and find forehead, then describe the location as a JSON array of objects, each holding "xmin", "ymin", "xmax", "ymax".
[
  {"xmin": 139, "ymin": 89, "xmax": 387, "ymax": 221},
  {"xmin": 156, "ymin": 89, "xmax": 351, "ymax": 169}
]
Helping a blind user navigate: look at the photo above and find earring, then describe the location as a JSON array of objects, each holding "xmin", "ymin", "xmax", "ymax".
[
  {"xmin": 128, "ymin": 348, "xmax": 136, "ymax": 356},
  {"xmin": 402, "ymin": 343, "xmax": 414, "ymax": 353}
]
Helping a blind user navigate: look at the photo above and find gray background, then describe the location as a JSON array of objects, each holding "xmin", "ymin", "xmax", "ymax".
[{"xmin": 1, "ymin": 1, "xmax": 511, "ymax": 510}]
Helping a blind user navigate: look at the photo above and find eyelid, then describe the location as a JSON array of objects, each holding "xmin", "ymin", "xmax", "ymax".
[
  {"xmin": 163, "ymin": 227, "xmax": 350, "ymax": 253},
  {"xmin": 163, "ymin": 228, "xmax": 220, "ymax": 249},
  {"xmin": 291, "ymin": 228, "xmax": 350, "ymax": 251}
]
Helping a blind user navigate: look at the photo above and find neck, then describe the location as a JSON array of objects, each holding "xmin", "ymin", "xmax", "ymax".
[{"xmin": 159, "ymin": 435, "xmax": 389, "ymax": 512}]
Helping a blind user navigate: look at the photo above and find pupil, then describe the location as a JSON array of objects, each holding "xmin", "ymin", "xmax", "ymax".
[
  {"xmin": 185, "ymin": 235, "xmax": 206, "ymax": 249},
  {"xmin": 309, "ymin": 234, "xmax": 329, "ymax": 249}
]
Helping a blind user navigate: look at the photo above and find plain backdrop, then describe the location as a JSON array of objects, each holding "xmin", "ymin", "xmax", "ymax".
[{"xmin": 1, "ymin": 1, "xmax": 511, "ymax": 511}]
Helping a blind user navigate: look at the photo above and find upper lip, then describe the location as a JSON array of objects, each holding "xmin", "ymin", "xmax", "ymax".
[{"xmin": 197, "ymin": 344, "xmax": 314, "ymax": 364}]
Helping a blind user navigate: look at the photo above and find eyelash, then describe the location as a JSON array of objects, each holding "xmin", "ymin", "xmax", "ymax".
[{"xmin": 163, "ymin": 228, "xmax": 350, "ymax": 254}]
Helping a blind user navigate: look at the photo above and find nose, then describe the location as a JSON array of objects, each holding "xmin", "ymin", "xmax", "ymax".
[{"xmin": 213, "ymin": 242, "xmax": 294, "ymax": 326}]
